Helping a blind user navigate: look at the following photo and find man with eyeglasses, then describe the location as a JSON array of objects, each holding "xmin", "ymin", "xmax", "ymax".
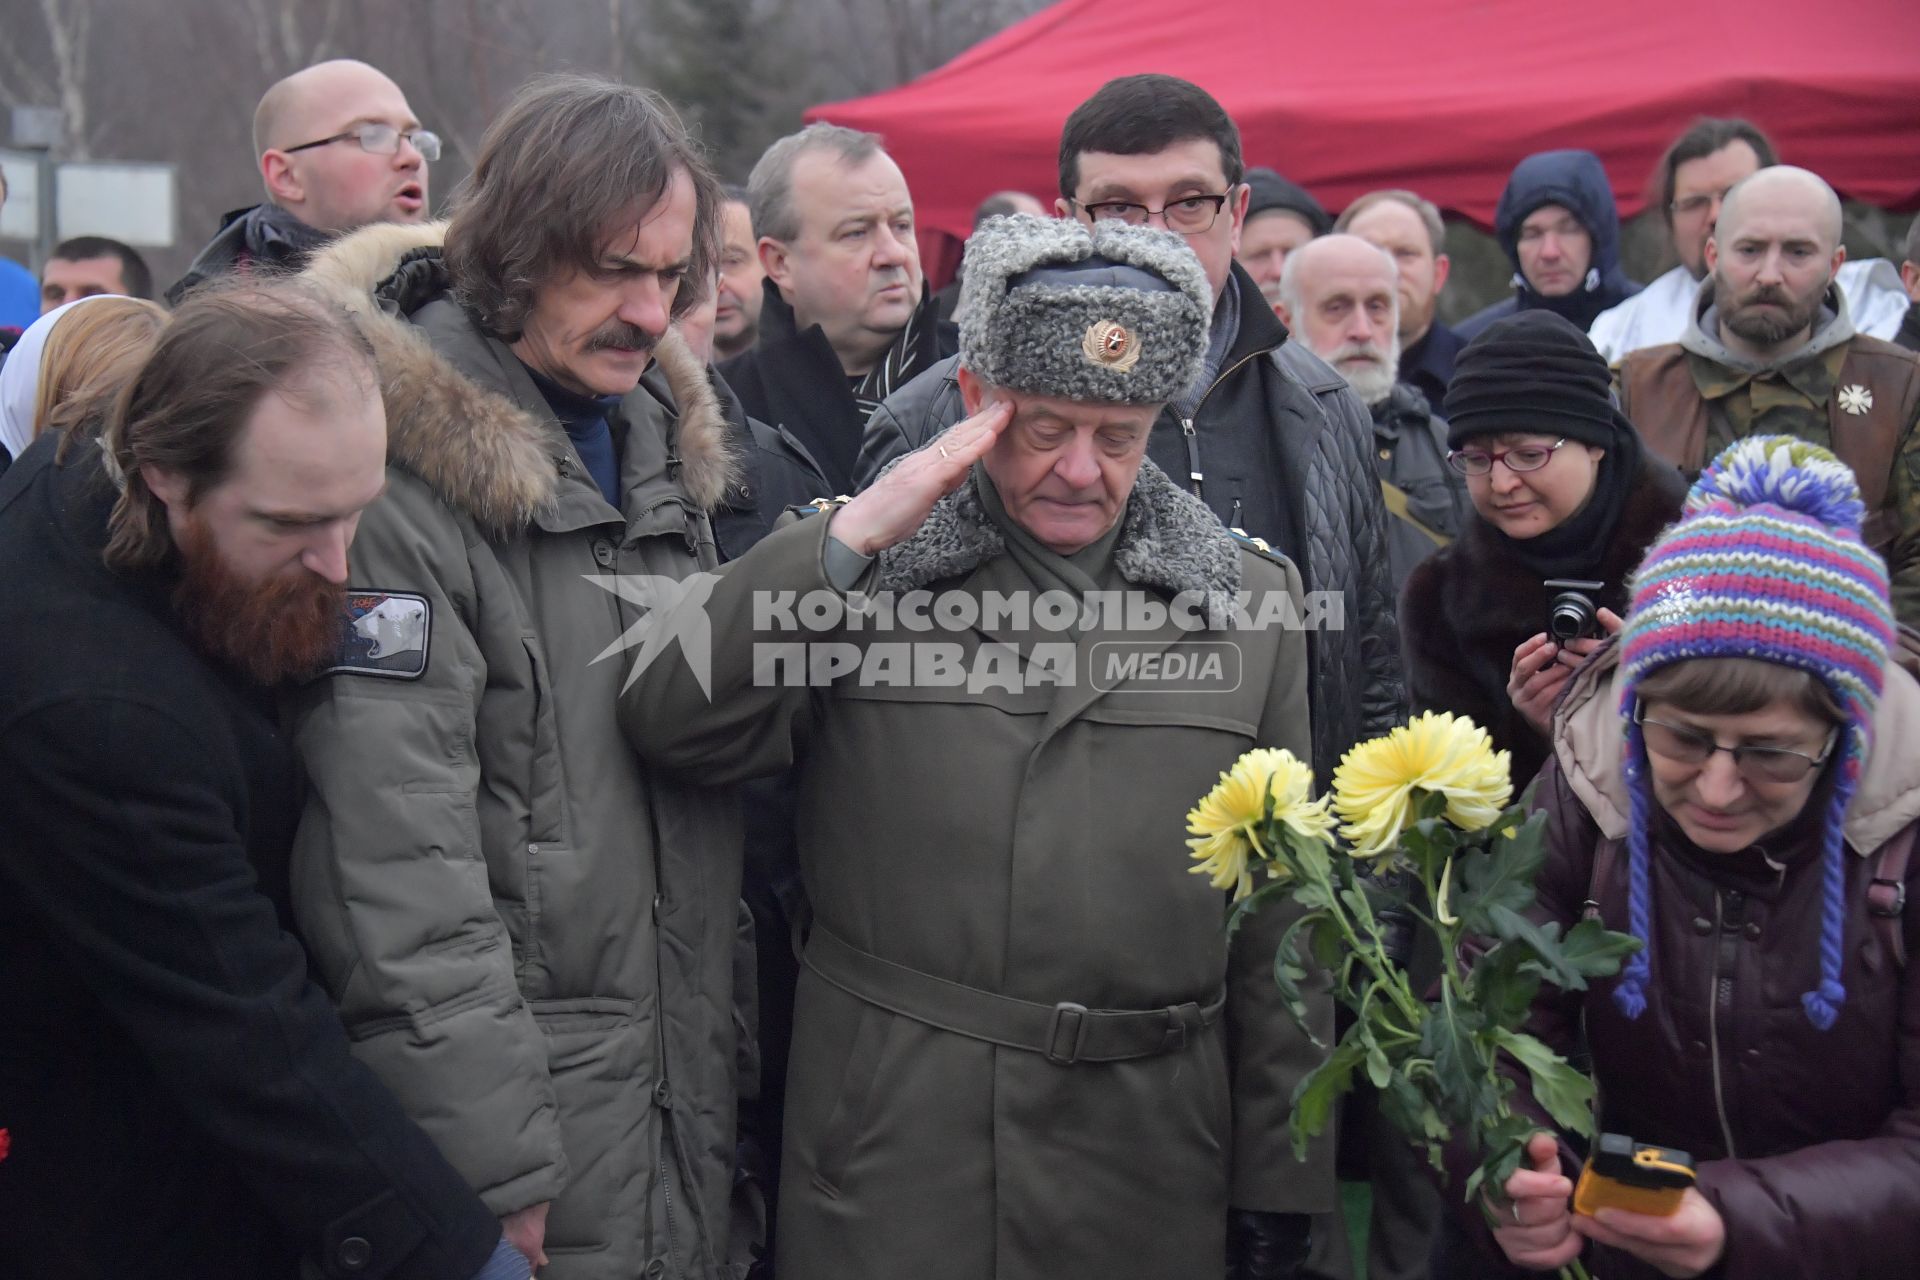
[
  {"xmin": 1615, "ymin": 165, "xmax": 1920, "ymax": 630},
  {"xmin": 1455, "ymin": 149, "xmax": 1642, "ymax": 342},
  {"xmin": 857, "ymin": 71, "xmax": 1404, "ymax": 794},
  {"xmin": 1589, "ymin": 118, "xmax": 1912, "ymax": 362},
  {"xmin": 168, "ymin": 59, "xmax": 435, "ymax": 304}
]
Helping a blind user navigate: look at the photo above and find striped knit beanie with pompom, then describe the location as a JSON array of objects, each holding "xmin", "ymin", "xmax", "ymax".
[{"xmin": 1613, "ymin": 436, "xmax": 1896, "ymax": 1031}]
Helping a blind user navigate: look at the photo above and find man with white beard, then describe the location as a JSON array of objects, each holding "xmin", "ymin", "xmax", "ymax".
[{"xmin": 1278, "ymin": 234, "xmax": 1466, "ymax": 589}]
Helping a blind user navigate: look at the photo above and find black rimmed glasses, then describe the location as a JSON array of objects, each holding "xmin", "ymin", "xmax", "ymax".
[
  {"xmin": 1445, "ymin": 437, "xmax": 1567, "ymax": 477},
  {"xmin": 1633, "ymin": 703, "xmax": 1838, "ymax": 784},
  {"xmin": 285, "ymin": 122, "xmax": 441, "ymax": 163},
  {"xmin": 1070, "ymin": 193, "xmax": 1232, "ymax": 236}
]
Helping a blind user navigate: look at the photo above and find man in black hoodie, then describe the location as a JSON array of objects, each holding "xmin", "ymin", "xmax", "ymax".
[{"xmin": 1455, "ymin": 149, "xmax": 1640, "ymax": 340}]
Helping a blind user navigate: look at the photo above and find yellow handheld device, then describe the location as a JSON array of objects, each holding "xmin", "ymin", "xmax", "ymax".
[{"xmin": 1573, "ymin": 1133, "xmax": 1696, "ymax": 1218}]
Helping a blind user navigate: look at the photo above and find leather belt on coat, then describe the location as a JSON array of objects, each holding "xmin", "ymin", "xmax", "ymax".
[{"xmin": 803, "ymin": 926, "xmax": 1225, "ymax": 1066}]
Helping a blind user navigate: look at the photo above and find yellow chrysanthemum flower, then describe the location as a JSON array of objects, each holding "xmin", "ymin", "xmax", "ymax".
[
  {"xmin": 1187, "ymin": 748, "xmax": 1335, "ymax": 899},
  {"xmin": 1332, "ymin": 712, "xmax": 1513, "ymax": 858}
]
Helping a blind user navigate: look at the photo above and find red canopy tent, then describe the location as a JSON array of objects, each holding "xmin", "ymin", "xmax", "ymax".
[{"xmin": 807, "ymin": 0, "xmax": 1920, "ymax": 287}]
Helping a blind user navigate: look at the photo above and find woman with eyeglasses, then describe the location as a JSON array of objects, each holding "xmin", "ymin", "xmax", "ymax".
[
  {"xmin": 1444, "ymin": 436, "xmax": 1920, "ymax": 1280},
  {"xmin": 1399, "ymin": 310, "xmax": 1687, "ymax": 786}
]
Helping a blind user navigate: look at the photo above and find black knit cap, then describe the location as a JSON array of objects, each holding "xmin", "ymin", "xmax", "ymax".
[
  {"xmin": 1244, "ymin": 167, "xmax": 1331, "ymax": 236},
  {"xmin": 1442, "ymin": 309, "xmax": 1623, "ymax": 451}
]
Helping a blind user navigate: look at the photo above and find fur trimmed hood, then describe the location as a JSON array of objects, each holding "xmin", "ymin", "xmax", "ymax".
[
  {"xmin": 301, "ymin": 220, "xmax": 735, "ymax": 534},
  {"xmin": 878, "ymin": 457, "xmax": 1243, "ymax": 617}
]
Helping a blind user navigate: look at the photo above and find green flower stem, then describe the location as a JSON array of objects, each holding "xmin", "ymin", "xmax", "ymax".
[{"xmin": 1308, "ymin": 850, "xmax": 1424, "ymax": 1028}]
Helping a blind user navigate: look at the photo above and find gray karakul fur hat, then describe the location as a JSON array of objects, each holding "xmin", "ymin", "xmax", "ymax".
[{"xmin": 956, "ymin": 214, "xmax": 1211, "ymax": 406}]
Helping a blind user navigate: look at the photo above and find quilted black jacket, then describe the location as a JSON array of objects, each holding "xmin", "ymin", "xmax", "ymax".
[{"xmin": 854, "ymin": 263, "xmax": 1405, "ymax": 780}]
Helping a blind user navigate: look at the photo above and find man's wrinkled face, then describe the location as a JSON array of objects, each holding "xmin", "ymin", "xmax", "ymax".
[
  {"xmin": 714, "ymin": 199, "xmax": 764, "ymax": 357},
  {"xmin": 271, "ymin": 69, "xmax": 429, "ymax": 232},
  {"xmin": 766, "ymin": 149, "xmax": 921, "ymax": 365},
  {"xmin": 1707, "ymin": 185, "xmax": 1842, "ymax": 351},
  {"xmin": 1281, "ymin": 239, "xmax": 1401, "ymax": 407},
  {"xmin": 512, "ymin": 166, "xmax": 698, "ymax": 397},
  {"xmin": 1065, "ymin": 137, "xmax": 1244, "ymax": 303},
  {"xmin": 145, "ymin": 371, "xmax": 388, "ymax": 683},
  {"xmin": 1343, "ymin": 198, "xmax": 1448, "ymax": 344},
  {"xmin": 1238, "ymin": 209, "xmax": 1317, "ymax": 308},
  {"xmin": 41, "ymin": 255, "xmax": 130, "ymax": 313},
  {"xmin": 960, "ymin": 368, "xmax": 1156, "ymax": 555},
  {"xmin": 1669, "ymin": 140, "xmax": 1763, "ymax": 279},
  {"xmin": 1515, "ymin": 204, "xmax": 1592, "ymax": 298}
]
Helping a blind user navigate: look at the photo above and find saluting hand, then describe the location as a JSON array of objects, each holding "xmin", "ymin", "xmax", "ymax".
[{"xmin": 829, "ymin": 400, "xmax": 1014, "ymax": 557}]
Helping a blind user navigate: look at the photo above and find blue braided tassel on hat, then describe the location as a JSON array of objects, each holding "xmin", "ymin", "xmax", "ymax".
[{"xmin": 1613, "ymin": 436, "xmax": 1895, "ymax": 1032}]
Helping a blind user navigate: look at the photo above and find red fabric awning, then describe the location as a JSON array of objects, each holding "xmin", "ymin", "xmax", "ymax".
[{"xmin": 808, "ymin": 0, "xmax": 1920, "ymax": 284}]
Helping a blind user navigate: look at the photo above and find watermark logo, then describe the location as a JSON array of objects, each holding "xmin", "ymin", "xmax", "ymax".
[
  {"xmin": 584, "ymin": 572, "xmax": 721, "ymax": 697},
  {"xmin": 586, "ymin": 575, "xmax": 1341, "ymax": 699}
]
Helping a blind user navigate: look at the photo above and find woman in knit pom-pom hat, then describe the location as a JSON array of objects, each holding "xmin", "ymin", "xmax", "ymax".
[{"xmin": 1453, "ymin": 436, "xmax": 1920, "ymax": 1280}]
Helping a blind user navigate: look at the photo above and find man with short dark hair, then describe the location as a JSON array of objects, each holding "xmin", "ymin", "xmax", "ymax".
[
  {"xmin": 1590, "ymin": 118, "xmax": 1910, "ymax": 360},
  {"xmin": 719, "ymin": 123, "xmax": 957, "ymax": 493},
  {"xmin": 1891, "ymin": 211, "xmax": 1919, "ymax": 353},
  {"xmin": 287, "ymin": 74, "xmax": 752, "ymax": 1277},
  {"xmin": 0, "ymin": 281, "xmax": 527, "ymax": 1279},
  {"xmin": 1277, "ymin": 234, "xmax": 1465, "ymax": 591},
  {"xmin": 1456, "ymin": 149, "xmax": 1641, "ymax": 340},
  {"xmin": 41, "ymin": 234, "xmax": 153, "ymax": 312},
  {"xmin": 169, "ymin": 59, "xmax": 434, "ymax": 303},
  {"xmin": 1617, "ymin": 166, "xmax": 1920, "ymax": 627},
  {"xmin": 1336, "ymin": 189, "xmax": 1459, "ymax": 413},
  {"xmin": 1237, "ymin": 167, "xmax": 1329, "ymax": 310},
  {"xmin": 858, "ymin": 73, "xmax": 1403, "ymax": 793}
]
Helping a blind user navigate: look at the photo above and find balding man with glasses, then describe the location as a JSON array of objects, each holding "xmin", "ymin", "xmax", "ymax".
[{"xmin": 169, "ymin": 59, "xmax": 437, "ymax": 303}]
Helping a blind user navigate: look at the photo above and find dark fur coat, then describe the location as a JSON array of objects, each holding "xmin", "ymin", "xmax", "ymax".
[{"xmin": 1399, "ymin": 452, "xmax": 1686, "ymax": 789}]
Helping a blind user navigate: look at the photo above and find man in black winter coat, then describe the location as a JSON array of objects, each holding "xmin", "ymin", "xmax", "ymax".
[
  {"xmin": 719, "ymin": 123, "xmax": 957, "ymax": 494},
  {"xmin": 0, "ymin": 283, "xmax": 524, "ymax": 1280}
]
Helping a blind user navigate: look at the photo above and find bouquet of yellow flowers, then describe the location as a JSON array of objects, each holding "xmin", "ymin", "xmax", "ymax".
[{"xmin": 1187, "ymin": 713, "xmax": 1640, "ymax": 1280}]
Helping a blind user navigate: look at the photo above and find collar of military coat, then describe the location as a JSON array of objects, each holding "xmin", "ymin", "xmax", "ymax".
[
  {"xmin": 877, "ymin": 457, "xmax": 1243, "ymax": 619},
  {"xmin": 299, "ymin": 219, "xmax": 736, "ymax": 537}
]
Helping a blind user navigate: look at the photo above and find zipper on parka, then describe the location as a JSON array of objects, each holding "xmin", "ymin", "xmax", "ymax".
[{"xmin": 1706, "ymin": 889, "xmax": 1741, "ymax": 1158}]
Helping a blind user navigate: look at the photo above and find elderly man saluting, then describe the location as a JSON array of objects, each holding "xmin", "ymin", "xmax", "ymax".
[{"xmin": 624, "ymin": 215, "xmax": 1333, "ymax": 1280}]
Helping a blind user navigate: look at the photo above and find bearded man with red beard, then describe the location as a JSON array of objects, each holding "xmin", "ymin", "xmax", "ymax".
[{"xmin": 0, "ymin": 282, "xmax": 530, "ymax": 1280}]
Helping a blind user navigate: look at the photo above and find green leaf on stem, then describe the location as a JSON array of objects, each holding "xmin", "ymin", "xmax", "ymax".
[
  {"xmin": 1420, "ymin": 1003, "xmax": 1495, "ymax": 1128},
  {"xmin": 1464, "ymin": 1111, "xmax": 1540, "ymax": 1206},
  {"xmin": 1486, "ymin": 906, "xmax": 1587, "ymax": 990},
  {"xmin": 1493, "ymin": 1028, "xmax": 1596, "ymax": 1138},
  {"xmin": 1467, "ymin": 942, "xmax": 1545, "ymax": 1029},
  {"xmin": 1378, "ymin": 1069, "xmax": 1450, "ymax": 1146},
  {"xmin": 1225, "ymin": 879, "xmax": 1294, "ymax": 943},
  {"xmin": 1288, "ymin": 1029, "xmax": 1368, "ymax": 1159},
  {"xmin": 1450, "ymin": 818, "xmax": 1548, "ymax": 935},
  {"xmin": 1550, "ymin": 917, "xmax": 1644, "ymax": 982},
  {"xmin": 1271, "ymin": 909, "xmax": 1329, "ymax": 1045}
]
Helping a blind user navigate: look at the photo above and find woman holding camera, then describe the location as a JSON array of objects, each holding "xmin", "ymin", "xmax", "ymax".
[
  {"xmin": 1465, "ymin": 437, "xmax": 1920, "ymax": 1279},
  {"xmin": 1400, "ymin": 310, "xmax": 1686, "ymax": 786}
]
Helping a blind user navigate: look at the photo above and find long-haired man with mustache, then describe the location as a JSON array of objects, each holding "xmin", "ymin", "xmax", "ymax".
[
  {"xmin": 1616, "ymin": 165, "xmax": 1920, "ymax": 629},
  {"xmin": 0, "ymin": 282, "xmax": 531, "ymax": 1278},
  {"xmin": 284, "ymin": 75, "xmax": 756, "ymax": 1278}
]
